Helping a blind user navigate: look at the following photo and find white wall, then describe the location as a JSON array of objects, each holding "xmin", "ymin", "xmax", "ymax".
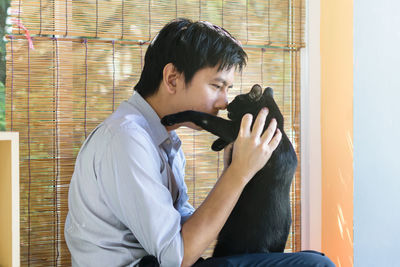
[
  {"xmin": 354, "ymin": 1, "xmax": 400, "ymax": 266},
  {"xmin": 301, "ymin": 0, "xmax": 321, "ymax": 252}
]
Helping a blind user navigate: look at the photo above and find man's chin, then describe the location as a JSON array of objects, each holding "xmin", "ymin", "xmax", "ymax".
[{"xmin": 183, "ymin": 122, "xmax": 203, "ymax": 131}]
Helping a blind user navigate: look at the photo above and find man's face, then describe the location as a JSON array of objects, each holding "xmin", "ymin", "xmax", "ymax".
[{"xmin": 175, "ymin": 65, "xmax": 235, "ymax": 130}]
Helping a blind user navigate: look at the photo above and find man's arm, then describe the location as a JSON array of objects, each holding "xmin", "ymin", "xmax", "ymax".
[{"xmin": 180, "ymin": 108, "xmax": 282, "ymax": 267}]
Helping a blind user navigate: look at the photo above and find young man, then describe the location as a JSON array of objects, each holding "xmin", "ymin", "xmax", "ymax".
[{"xmin": 65, "ymin": 18, "xmax": 334, "ymax": 267}]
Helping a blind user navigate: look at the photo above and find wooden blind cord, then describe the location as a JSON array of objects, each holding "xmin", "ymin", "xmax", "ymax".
[
  {"xmin": 121, "ymin": 0, "xmax": 125, "ymax": 39},
  {"xmin": 27, "ymin": 39, "xmax": 32, "ymax": 266},
  {"xmin": 267, "ymin": 0, "xmax": 271, "ymax": 45},
  {"xmin": 17, "ymin": 0, "xmax": 21, "ymax": 35},
  {"xmin": 246, "ymin": 0, "xmax": 249, "ymax": 45},
  {"xmin": 53, "ymin": 36, "xmax": 60, "ymax": 263},
  {"xmin": 147, "ymin": 0, "xmax": 151, "ymax": 42},
  {"xmin": 300, "ymin": 0, "xmax": 303, "ymax": 45},
  {"xmin": 261, "ymin": 48, "xmax": 264, "ymax": 85},
  {"xmin": 199, "ymin": 0, "xmax": 201, "ymax": 20},
  {"xmin": 10, "ymin": 36, "xmax": 14, "ymax": 131},
  {"xmin": 39, "ymin": 0, "xmax": 42, "ymax": 35},
  {"xmin": 283, "ymin": 50, "xmax": 286, "ymax": 112},
  {"xmin": 175, "ymin": 0, "xmax": 178, "ymax": 18},
  {"xmin": 221, "ymin": 0, "xmax": 224, "ymax": 28},
  {"xmin": 112, "ymin": 40, "xmax": 116, "ymax": 112},
  {"xmin": 52, "ymin": 37, "xmax": 57, "ymax": 264},
  {"xmin": 95, "ymin": 0, "xmax": 99, "ymax": 38},
  {"xmin": 64, "ymin": 0, "xmax": 68, "ymax": 37},
  {"xmin": 287, "ymin": 0, "xmax": 290, "ymax": 48},
  {"xmin": 84, "ymin": 38, "xmax": 88, "ymax": 139}
]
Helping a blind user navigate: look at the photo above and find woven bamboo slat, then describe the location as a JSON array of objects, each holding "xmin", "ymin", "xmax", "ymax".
[
  {"xmin": 9, "ymin": 0, "xmax": 305, "ymax": 48},
  {"xmin": 5, "ymin": 0, "xmax": 305, "ymax": 265}
]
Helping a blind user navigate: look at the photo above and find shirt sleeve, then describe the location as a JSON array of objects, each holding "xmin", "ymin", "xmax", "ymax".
[
  {"xmin": 179, "ymin": 201, "xmax": 195, "ymax": 225},
  {"xmin": 174, "ymin": 149, "xmax": 195, "ymax": 224},
  {"xmin": 97, "ymin": 127, "xmax": 184, "ymax": 267}
]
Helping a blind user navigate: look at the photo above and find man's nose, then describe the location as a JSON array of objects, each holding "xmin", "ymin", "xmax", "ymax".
[{"xmin": 215, "ymin": 92, "xmax": 229, "ymax": 110}]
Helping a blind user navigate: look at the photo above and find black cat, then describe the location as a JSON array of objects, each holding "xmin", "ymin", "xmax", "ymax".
[{"xmin": 161, "ymin": 84, "xmax": 298, "ymax": 257}]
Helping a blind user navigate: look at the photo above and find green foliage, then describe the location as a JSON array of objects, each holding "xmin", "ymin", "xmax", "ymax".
[
  {"xmin": 0, "ymin": 81, "xmax": 5, "ymax": 131},
  {"xmin": 0, "ymin": 0, "xmax": 9, "ymax": 131}
]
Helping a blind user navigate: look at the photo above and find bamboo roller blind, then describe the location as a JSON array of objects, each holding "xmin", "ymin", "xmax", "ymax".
[{"xmin": 5, "ymin": 0, "xmax": 305, "ymax": 266}]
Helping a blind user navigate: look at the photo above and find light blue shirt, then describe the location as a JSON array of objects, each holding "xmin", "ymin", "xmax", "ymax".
[{"xmin": 65, "ymin": 92, "xmax": 194, "ymax": 267}]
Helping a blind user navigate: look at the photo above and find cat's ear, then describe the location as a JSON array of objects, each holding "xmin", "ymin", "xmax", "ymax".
[
  {"xmin": 263, "ymin": 87, "xmax": 274, "ymax": 98},
  {"xmin": 249, "ymin": 84, "xmax": 263, "ymax": 101}
]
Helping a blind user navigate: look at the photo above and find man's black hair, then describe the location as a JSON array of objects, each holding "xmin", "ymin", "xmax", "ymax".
[{"xmin": 134, "ymin": 18, "xmax": 247, "ymax": 98}]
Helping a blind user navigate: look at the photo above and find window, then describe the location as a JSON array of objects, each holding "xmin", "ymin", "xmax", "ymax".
[{"xmin": 5, "ymin": 0, "xmax": 305, "ymax": 265}]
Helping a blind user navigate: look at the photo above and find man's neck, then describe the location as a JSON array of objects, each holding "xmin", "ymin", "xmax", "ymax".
[{"xmin": 144, "ymin": 91, "xmax": 181, "ymax": 132}]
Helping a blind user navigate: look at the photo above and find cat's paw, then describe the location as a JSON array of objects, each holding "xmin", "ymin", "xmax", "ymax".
[
  {"xmin": 160, "ymin": 115, "xmax": 176, "ymax": 126},
  {"xmin": 212, "ymin": 138, "xmax": 229, "ymax": 151}
]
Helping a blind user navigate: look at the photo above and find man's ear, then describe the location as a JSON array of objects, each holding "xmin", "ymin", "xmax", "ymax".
[{"xmin": 162, "ymin": 63, "xmax": 181, "ymax": 94}]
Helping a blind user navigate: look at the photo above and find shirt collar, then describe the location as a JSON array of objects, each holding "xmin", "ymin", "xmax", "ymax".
[{"xmin": 127, "ymin": 91, "xmax": 181, "ymax": 150}]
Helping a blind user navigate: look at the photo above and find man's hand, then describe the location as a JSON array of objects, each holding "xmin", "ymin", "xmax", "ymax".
[{"xmin": 230, "ymin": 107, "xmax": 282, "ymax": 184}]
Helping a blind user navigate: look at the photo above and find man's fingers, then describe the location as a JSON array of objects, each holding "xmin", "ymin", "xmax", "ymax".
[
  {"xmin": 251, "ymin": 108, "xmax": 269, "ymax": 138},
  {"xmin": 260, "ymin": 118, "xmax": 278, "ymax": 144},
  {"xmin": 239, "ymin": 113, "xmax": 253, "ymax": 137},
  {"xmin": 266, "ymin": 128, "xmax": 282, "ymax": 151}
]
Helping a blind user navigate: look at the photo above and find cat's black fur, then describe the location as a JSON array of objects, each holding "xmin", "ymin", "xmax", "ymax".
[{"xmin": 161, "ymin": 84, "xmax": 298, "ymax": 257}]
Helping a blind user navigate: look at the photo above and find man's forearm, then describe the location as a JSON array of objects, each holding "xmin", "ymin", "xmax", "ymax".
[{"xmin": 180, "ymin": 164, "xmax": 248, "ymax": 267}]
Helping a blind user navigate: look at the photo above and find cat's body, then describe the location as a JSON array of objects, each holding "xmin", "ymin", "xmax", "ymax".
[{"xmin": 161, "ymin": 84, "xmax": 298, "ymax": 257}]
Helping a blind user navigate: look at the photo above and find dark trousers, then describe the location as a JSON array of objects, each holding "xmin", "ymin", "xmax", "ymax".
[{"xmin": 139, "ymin": 250, "xmax": 336, "ymax": 267}]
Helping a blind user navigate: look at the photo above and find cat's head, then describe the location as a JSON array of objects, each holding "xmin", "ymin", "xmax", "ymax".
[{"xmin": 227, "ymin": 84, "xmax": 284, "ymax": 128}]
